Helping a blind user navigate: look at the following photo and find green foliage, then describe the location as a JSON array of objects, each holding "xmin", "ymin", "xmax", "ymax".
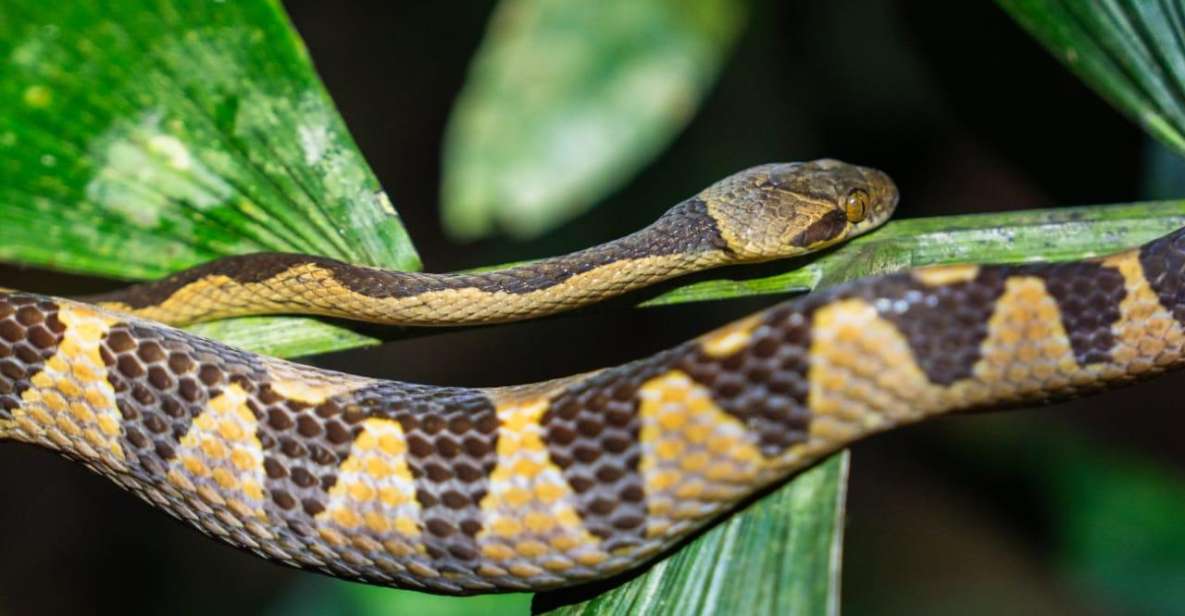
[
  {"xmin": 940, "ymin": 418, "xmax": 1185, "ymax": 614},
  {"xmin": 998, "ymin": 0, "xmax": 1185, "ymax": 156},
  {"xmin": 441, "ymin": 0, "xmax": 745, "ymax": 239},
  {"xmin": 1055, "ymin": 448, "xmax": 1185, "ymax": 612},
  {"xmin": 0, "ymin": 0, "xmax": 424, "ymax": 359},
  {"xmin": 267, "ymin": 578, "xmax": 531, "ymax": 616},
  {"xmin": 0, "ymin": 0, "xmax": 419, "ymax": 278}
]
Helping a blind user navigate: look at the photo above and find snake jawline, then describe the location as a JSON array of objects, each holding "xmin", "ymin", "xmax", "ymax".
[{"xmin": 1, "ymin": 228, "xmax": 1184, "ymax": 593}]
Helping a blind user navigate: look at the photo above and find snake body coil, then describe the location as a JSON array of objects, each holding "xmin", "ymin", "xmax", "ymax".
[{"xmin": 4, "ymin": 160, "xmax": 1185, "ymax": 594}]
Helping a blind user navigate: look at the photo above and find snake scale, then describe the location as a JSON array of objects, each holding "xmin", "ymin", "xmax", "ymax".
[{"xmin": 3, "ymin": 158, "xmax": 1184, "ymax": 594}]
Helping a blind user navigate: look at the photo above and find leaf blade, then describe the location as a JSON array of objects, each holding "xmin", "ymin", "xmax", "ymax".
[
  {"xmin": 997, "ymin": 0, "xmax": 1185, "ymax": 154},
  {"xmin": 0, "ymin": 0, "xmax": 420, "ymax": 279},
  {"xmin": 440, "ymin": 0, "xmax": 746, "ymax": 239}
]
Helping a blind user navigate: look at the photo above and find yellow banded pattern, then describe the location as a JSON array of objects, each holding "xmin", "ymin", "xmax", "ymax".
[{"xmin": 3, "ymin": 227, "xmax": 1185, "ymax": 593}]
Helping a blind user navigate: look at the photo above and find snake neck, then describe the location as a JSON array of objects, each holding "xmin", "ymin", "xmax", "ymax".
[{"xmin": 86, "ymin": 198, "xmax": 737, "ymax": 326}]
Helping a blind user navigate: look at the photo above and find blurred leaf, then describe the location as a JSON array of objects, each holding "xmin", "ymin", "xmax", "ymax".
[
  {"xmin": 0, "ymin": 0, "xmax": 421, "ymax": 279},
  {"xmin": 441, "ymin": 0, "xmax": 746, "ymax": 240},
  {"xmin": 1054, "ymin": 447, "xmax": 1185, "ymax": 613},
  {"xmin": 268, "ymin": 577, "xmax": 531, "ymax": 616},
  {"xmin": 939, "ymin": 419, "xmax": 1185, "ymax": 615},
  {"xmin": 537, "ymin": 453, "xmax": 848, "ymax": 616},
  {"xmin": 1143, "ymin": 137, "xmax": 1185, "ymax": 200},
  {"xmin": 997, "ymin": 0, "xmax": 1185, "ymax": 156}
]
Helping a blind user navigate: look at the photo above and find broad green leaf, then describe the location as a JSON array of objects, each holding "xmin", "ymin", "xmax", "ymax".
[
  {"xmin": 440, "ymin": 0, "xmax": 746, "ymax": 240},
  {"xmin": 997, "ymin": 0, "xmax": 1185, "ymax": 155},
  {"xmin": 0, "ymin": 0, "xmax": 420, "ymax": 279},
  {"xmin": 1055, "ymin": 446, "xmax": 1185, "ymax": 612},
  {"xmin": 267, "ymin": 577, "xmax": 530, "ymax": 616},
  {"xmin": 538, "ymin": 454, "xmax": 848, "ymax": 616}
]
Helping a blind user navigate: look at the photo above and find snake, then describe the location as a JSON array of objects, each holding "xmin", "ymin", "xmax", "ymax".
[
  {"xmin": 82, "ymin": 159, "xmax": 898, "ymax": 326},
  {"xmin": 3, "ymin": 159, "xmax": 1185, "ymax": 595}
]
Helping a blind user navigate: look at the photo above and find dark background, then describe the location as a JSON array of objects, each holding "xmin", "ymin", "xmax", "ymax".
[{"xmin": 0, "ymin": 1, "xmax": 1176, "ymax": 614}]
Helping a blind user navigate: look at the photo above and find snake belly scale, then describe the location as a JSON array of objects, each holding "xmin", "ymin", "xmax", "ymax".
[{"xmin": 3, "ymin": 160, "xmax": 1185, "ymax": 593}]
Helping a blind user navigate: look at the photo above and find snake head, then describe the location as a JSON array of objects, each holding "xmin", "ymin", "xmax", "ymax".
[{"xmin": 698, "ymin": 159, "xmax": 898, "ymax": 261}]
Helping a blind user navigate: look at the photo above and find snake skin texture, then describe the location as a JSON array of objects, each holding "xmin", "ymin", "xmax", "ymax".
[
  {"xmin": 2, "ymin": 227, "xmax": 1184, "ymax": 593},
  {"xmin": 84, "ymin": 160, "xmax": 898, "ymax": 327}
]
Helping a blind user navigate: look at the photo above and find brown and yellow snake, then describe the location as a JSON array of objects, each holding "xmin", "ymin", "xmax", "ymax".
[{"xmin": 4, "ymin": 158, "xmax": 1184, "ymax": 594}]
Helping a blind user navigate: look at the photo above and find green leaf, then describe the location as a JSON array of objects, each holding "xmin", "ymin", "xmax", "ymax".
[
  {"xmin": 267, "ymin": 577, "xmax": 531, "ymax": 616},
  {"xmin": 440, "ymin": 0, "xmax": 746, "ymax": 239},
  {"xmin": 0, "ymin": 0, "xmax": 420, "ymax": 279},
  {"xmin": 997, "ymin": 0, "xmax": 1185, "ymax": 155},
  {"xmin": 537, "ymin": 453, "xmax": 848, "ymax": 616},
  {"xmin": 1055, "ymin": 448, "xmax": 1185, "ymax": 612},
  {"xmin": 937, "ymin": 419, "xmax": 1185, "ymax": 614}
]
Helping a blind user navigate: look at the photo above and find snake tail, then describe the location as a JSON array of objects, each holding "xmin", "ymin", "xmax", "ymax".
[{"xmin": 2, "ymin": 227, "xmax": 1183, "ymax": 593}]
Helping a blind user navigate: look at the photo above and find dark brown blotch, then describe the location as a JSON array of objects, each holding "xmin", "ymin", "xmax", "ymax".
[
  {"xmin": 0, "ymin": 295, "xmax": 65, "ymax": 415},
  {"xmin": 101, "ymin": 322, "xmax": 260, "ymax": 478},
  {"xmin": 792, "ymin": 209, "xmax": 848, "ymax": 247},
  {"xmin": 851, "ymin": 270, "xmax": 1009, "ymax": 386},
  {"xmin": 300, "ymin": 382, "xmax": 501, "ymax": 571},
  {"xmin": 272, "ymin": 489, "xmax": 296, "ymax": 510},
  {"xmin": 1017, "ymin": 262, "xmax": 1126, "ymax": 365},
  {"xmin": 542, "ymin": 361, "xmax": 657, "ymax": 551},
  {"xmin": 1140, "ymin": 228, "xmax": 1185, "ymax": 328},
  {"xmin": 681, "ymin": 310, "xmax": 814, "ymax": 455}
]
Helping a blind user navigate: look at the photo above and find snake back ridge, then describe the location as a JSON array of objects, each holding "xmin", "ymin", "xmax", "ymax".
[{"xmin": 3, "ymin": 224, "xmax": 1185, "ymax": 593}]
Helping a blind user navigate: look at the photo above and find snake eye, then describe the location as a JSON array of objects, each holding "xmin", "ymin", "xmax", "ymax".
[{"xmin": 844, "ymin": 189, "xmax": 869, "ymax": 222}]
